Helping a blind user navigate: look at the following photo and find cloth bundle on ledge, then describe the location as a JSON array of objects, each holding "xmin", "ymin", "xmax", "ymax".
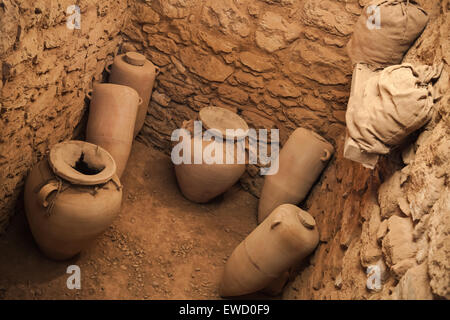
[
  {"xmin": 344, "ymin": 63, "xmax": 443, "ymax": 169},
  {"xmin": 347, "ymin": 0, "xmax": 428, "ymax": 68}
]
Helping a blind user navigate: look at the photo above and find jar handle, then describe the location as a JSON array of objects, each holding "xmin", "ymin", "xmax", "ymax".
[
  {"xmin": 86, "ymin": 89, "xmax": 93, "ymax": 100},
  {"xmin": 270, "ymin": 220, "xmax": 282, "ymax": 230},
  {"xmin": 110, "ymin": 175, "xmax": 123, "ymax": 191},
  {"xmin": 37, "ymin": 181, "xmax": 59, "ymax": 208},
  {"xmin": 105, "ymin": 61, "xmax": 113, "ymax": 74},
  {"xmin": 155, "ymin": 67, "xmax": 160, "ymax": 75},
  {"xmin": 244, "ymin": 138, "xmax": 251, "ymax": 165},
  {"xmin": 138, "ymin": 97, "xmax": 143, "ymax": 106},
  {"xmin": 320, "ymin": 149, "xmax": 331, "ymax": 162}
]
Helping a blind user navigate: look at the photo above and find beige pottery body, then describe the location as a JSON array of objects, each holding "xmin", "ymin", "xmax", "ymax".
[
  {"xmin": 174, "ymin": 109, "xmax": 248, "ymax": 203},
  {"xmin": 108, "ymin": 52, "xmax": 158, "ymax": 138},
  {"xmin": 258, "ymin": 128, "xmax": 334, "ymax": 223},
  {"xmin": 219, "ymin": 204, "xmax": 319, "ymax": 297},
  {"xmin": 24, "ymin": 141, "xmax": 122, "ymax": 260},
  {"xmin": 86, "ymin": 83, "xmax": 140, "ymax": 178},
  {"xmin": 174, "ymin": 135, "xmax": 246, "ymax": 203}
]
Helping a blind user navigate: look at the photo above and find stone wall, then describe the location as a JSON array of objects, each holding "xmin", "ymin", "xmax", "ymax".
[
  {"xmin": 123, "ymin": 0, "xmax": 359, "ymax": 196},
  {"xmin": 0, "ymin": 0, "xmax": 447, "ymax": 300},
  {"xmin": 0, "ymin": 0, "xmax": 129, "ymax": 233},
  {"xmin": 127, "ymin": 0, "xmax": 448, "ymax": 299},
  {"xmin": 283, "ymin": 0, "xmax": 449, "ymax": 300}
]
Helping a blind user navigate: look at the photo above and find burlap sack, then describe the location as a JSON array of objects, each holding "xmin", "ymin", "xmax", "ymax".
[
  {"xmin": 347, "ymin": 0, "xmax": 428, "ymax": 67},
  {"xmin": 344, "ymin": 63, "xmax": 443, "ymax": 168}
]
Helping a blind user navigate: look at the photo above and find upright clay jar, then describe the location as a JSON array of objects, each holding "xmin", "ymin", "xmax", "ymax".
[
  {"xmin": 174, "ymin": 107, "xmax": 249, "ymax": 203},
  {"xmin": 86, "ymin": 83, "xmax": 140, "ymax": 178},
  {"xmin": 219, "ymin": 204, "xmax": 319, "ymax": 297},
  {"xmin": 258, "ymin": 128, "xmax": 335, "ymax": 223},
  {"xmin": 107, "ymin": 52, "xmax": 159, "ymax": 138},
  {"xmin": 24, "ymin": 141, "xmax": 123, "ymax": 260}
]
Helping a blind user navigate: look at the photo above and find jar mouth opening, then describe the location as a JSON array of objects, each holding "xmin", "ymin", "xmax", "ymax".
[
  {"xmin": 49, "ymin": 141, "xmax": 117, "ymax": 185},
  {"xmin": 199, "ymin": 107, "xmax": 249, "ymax": 140},
  {"xmin": 72, "ymin": 152, "xmax": 105, "ymax": 175}
]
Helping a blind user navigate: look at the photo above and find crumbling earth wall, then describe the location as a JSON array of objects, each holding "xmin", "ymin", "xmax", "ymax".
[
  {"xmin": 282, "ymin": 0, "xmax": 449, "ymax": 300},
  {"xmin": 0, "ymin": 0, "xmax": 447, "ymax": 300},
  {"xmin": 0, "ymin": 0, "xmax": 129, "ymax": 233},
  {"xmin": 123, "ymin": 0, "xmax": 359, "ymax": 197}
]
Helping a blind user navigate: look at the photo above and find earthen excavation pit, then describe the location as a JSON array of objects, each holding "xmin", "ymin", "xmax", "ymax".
[{"xmin": 0, "ymin": 0, "xmax": 448, "ymax": 300}]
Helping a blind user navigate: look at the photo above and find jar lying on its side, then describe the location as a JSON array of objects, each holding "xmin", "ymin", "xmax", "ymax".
[{"xmin": 220, "ymin": 204, "xmax": 320, "ymax": 297}]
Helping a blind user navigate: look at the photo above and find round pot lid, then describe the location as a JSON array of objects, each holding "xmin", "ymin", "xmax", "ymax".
[
  {"xmin": 297, "ymin": 209, "xmax": 316, "ymax": 229},
  {"xmin": 124, "ymin": 52, "xmax": 146, "ymax": 66},
  {"xmin": 199, "ymin": 107, "xmax": 249, "ymax": 140},
  {"xmin": 49, "ymin": 140, "xmax": 117, "ymax": 185}
]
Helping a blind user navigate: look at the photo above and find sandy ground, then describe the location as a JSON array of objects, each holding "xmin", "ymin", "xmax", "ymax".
[{"xmin": 0, "ymin": 141, "xmax": 269, "ymax": 300}]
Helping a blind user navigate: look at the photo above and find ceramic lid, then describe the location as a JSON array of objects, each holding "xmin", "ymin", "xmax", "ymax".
[
  {"xmin": 199, "ymin": 107, "xmax": 249, "ymax": 140},
  {"xmin": 124, "ymin": 52, "xmax": 146, "ymax": 66},
  {"xmin": 48, "ymin": 140, "xmax": 117, "ymax": 185},
  {"xmin": 297, "ymin": 209, "xmax": 316, "ymax": 229}
]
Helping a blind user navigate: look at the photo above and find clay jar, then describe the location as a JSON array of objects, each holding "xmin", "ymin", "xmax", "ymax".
[
  {"xmin": 258, "ymin": 128, "xmax": 334, "ymax": 223},
  {"xmin": 174, "ymin": 107, "xmax": 249, "ymax": 203},
  {"xmin": 107, "ymin": 52, "xmax": 159, "ymax": 138},
  {"xmin": 24, "ymin": 141, "xmax": 123, "ymax": 260},
  {"xmin": 86, "ymin": 83, "xmax": 140, "ymax": 178},
  {"xmin": 219, "ymin": 204, "xmax": 319, "ymax": 297}
]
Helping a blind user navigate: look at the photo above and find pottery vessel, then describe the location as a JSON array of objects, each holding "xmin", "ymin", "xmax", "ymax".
[
  {"xmin": 262, "ymin": 271, "xmax": 290, "ymax": 296},
  {"xmin": 219, "ymin": 204, "xmax": 319, "ymax": 297},
  {"xmin": 24, "ymin": 141, "xmax": 122, "ymax": 260},
  {"xmin": 258, "ymin": 128, "xmax": 334, "ymax": 223},
  {"xmin": 174, "ymin": 107, "xmax": 249, "ymax": 203},
  {"xmin": 86, "ymin": 83, "xmax": 140, "ymax": 178},
  {"xmin": 107, "ymin": 52, "xmax": 159, "ymax": 138}
]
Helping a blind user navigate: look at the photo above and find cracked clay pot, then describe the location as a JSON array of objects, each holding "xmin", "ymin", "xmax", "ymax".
[{"xmin": 24, "ymin": 141, "xmax": 122, "ymax": 260}]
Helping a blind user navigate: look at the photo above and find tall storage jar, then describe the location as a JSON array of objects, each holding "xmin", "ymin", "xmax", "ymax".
[
  {"xmin": 86, "ymin": 83, "xmax": 141, "ymax": 178},
  {"xmin": 258, "ymin": 128, "xmax": 334, "ymax": 223},
  {"xmin": 107, "ymin": 52, "xmax": 159, "ymax": 138},
  {"xmin": 220, "ymin": 204, "xmax": 319, "ymax": 297}
]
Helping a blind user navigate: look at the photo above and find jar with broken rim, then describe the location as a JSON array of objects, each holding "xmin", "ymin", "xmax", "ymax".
[{"xmin": 24, "ymin": 140, "xmax": 123, "ymax": 260}]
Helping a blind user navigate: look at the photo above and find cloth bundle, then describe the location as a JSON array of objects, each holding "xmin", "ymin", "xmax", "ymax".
[
  {"xmin": 344, "ymin": 63, "xmax": 443, "ymax": 169},
  {"xmin": 347, "ymin": 0, "xmax": 428, "ymax": 67}
]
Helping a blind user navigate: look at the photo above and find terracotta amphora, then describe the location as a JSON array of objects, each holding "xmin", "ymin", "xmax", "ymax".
[
  {"xmin": 174, "ymin": 107, "xmax": 249, "ymax": 203},
  {"xmin": 86, "ymin": 83, "xmax": 140, "ymax": 178},
  {"xmin": 219, "ymin": 204, "xmax": 319, "ymax": 297},
  {"xmin": 258, "ymin": 128, "xmax": 334, "ymax": 223},
  {"xmin": 107, "ymin": 52, "xmax": 159, "ymax": 138},
  {"xmin": 24, "ymin": 141, "xmax": 122, "ymax": 260}
]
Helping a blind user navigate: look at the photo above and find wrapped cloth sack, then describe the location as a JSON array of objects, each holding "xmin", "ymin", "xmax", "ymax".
[
  {"xmin": 344, "ymin": 63, "xmax": 443, "ymax": 169},
  {"xmin": 347, "ymin": 0, "xmax": 428, "ymax": 68}
]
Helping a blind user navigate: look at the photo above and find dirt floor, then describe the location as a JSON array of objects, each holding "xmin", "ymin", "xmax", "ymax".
[{"xmin": 0, "ymin": 141, "xmax": 271, "ymax": 300}]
